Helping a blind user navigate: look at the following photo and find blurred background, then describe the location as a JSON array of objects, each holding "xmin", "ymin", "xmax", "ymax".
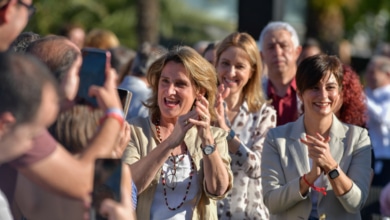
[{"xmin": 26, "ymin": 0, "xmax": 390, "ymax": 73}]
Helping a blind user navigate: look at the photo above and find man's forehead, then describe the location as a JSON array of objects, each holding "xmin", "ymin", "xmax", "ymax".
[{"xmin": 265, "ymin": 29, "xmax": 292, "ymax": 41}]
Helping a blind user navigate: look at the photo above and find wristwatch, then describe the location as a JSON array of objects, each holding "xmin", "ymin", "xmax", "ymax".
[
  {"xmin": 328, "ymin": 166, "xmax": 340, "ymax": 179},
  {"xmin": 226, "ymin": 129, "xmax": 236, "ymax": 141},
  {"xmin": 202, "ymin": 144, "xmax": 215, "ymax": 155}
]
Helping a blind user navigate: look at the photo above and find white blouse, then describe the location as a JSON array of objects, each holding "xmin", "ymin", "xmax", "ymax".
[
  {"xmin": 217, "ymin": 102, "xmax": 276, "ymax": 219},
  {"xmin": 151, "ymin": 153, "xmax": 198, "ymax": 220}
]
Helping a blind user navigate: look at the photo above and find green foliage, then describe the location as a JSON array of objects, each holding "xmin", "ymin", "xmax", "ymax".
[
  {"xmin": 26, "ymin": 0, "xmax": 137, "ymax": 48},
  {"xmin": 25, "ymin": 0, "xmax": 234, "ymax": 49},
  {"xmin": 160, "ymin": 0, "xmax": 235, "ymax": 48},
  {"xmin": 344, "ymin": 0, "xmax": 390, "ymax": 45}
]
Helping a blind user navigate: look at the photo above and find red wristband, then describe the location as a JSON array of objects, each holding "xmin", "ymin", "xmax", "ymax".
[
  {"xmin": 100, "ymin": 112, "xmax": 124, "ymax": 127},
  {"xmin": 303, "ymin": 174, "xmax": 327, "ymax": 196}
]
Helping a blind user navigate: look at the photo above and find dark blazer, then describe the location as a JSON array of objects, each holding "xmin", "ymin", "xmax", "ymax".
[{"xmin": 261, "ymin": 115, "xmax": 372, "ymax": 220}]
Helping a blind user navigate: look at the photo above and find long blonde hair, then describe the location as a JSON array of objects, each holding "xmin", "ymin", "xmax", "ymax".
[{"xmin": 216, "ymin": 32, "xmax": 266, "ymax": 112}]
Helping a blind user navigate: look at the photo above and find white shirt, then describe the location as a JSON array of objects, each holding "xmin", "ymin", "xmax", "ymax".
[
  {"xmin": 365, "ymin": 85, "xmax": 390, "ymax": 159},
  {"xmin": 0, "ymin": 190, "xmax": 12, "ymax": 220},
  {"xmin": 151, "ymin": 154, "xmax": 198, "ymax": 220}
]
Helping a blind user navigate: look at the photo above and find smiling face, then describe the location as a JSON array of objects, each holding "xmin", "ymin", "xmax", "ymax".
[
  {"xmin": 157, "ymin": 61, "xmax": 197, "ymax": 121},
  {"xmin": 216, "ymin": 46, "xmax": 252, "ymax": 97},
  {"xmin": 299, "ymin": 72, "xmax": 341, "ymax": 120}
]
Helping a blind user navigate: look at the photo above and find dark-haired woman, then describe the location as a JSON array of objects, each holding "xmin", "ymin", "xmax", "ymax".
[{"xmin": 261, "ymin": 54, "xmax": 372, "ymax": 220}]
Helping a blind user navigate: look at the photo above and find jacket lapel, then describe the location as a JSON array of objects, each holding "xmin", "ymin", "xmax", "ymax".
[
  {"xmin": 288, "ymin": 116, "xmax": 310, "ymax": 175},
  {"xmin": 318, "ymin": 115, "xmax": 347, "ymax": 202}
]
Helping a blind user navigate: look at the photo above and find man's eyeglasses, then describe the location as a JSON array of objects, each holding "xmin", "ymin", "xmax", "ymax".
[
  {"xmin": 17, "ymin": 0, "xmax": 36, "ymax": 18},
  {"xmin": 0, "ymin": 0, "xmax": 36, "ymax": 18}
]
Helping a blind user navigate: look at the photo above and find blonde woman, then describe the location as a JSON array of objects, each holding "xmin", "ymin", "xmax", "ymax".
[{"xmin": 214, "ymin": 32, "xmax": 276, "ymax": 219}]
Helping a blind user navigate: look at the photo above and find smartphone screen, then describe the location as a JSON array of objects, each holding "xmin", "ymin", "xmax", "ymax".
[
  {"xmin": 91, "ymin": 159, "xmax": 122, "ymax": 220},
  {"xmin": 77, "ymin": 48, "xmax": 111, "ymax": 107},
  {"xmin": 117, "ymin": 88, "xmax": 132, "ymax": 119}
]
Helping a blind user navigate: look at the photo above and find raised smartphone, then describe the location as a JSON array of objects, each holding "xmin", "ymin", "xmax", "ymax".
[
  {"xmin": 117, "ymin": 88, "xmax": 132, "ymax": 119},
  {"xmin": 91, "ymin": 158, "xmax": 122, "ymax": 220},
  {"xmin": 77, "ymin": 48, "xmax": 111, "ymax": 107}
]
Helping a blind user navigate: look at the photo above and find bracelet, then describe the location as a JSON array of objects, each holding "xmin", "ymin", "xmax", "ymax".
[
  {"xmin": 99, "ymin": 108, "xmax": 125, "ymax": 127},
  {"xmin": 106, "ymin": 108, "xmax": 125, "ymax": 118},
  {"xmin": 99, "ymin": 113, "xmax": 124, "ymax": 127},
  {"xmin": 226, "ymin": 129, "xmax": 236, "ymax": 141},
  {"xmin": 302, "ymin": 174, "xmax": 327, "ymax": 196}
]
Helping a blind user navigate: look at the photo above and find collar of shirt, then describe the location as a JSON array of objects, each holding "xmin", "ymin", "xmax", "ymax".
[{"xmin": 267, "ymin": 78, "xmax": 297, "ymax": 99}]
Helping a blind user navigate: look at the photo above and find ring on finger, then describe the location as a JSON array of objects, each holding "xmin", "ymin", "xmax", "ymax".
[{"xmin": 201, "ymin": 114, "xmax": 208, "ymax": 121}]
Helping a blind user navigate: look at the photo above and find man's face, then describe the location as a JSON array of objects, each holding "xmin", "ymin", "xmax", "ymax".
[
  {"xmin": 0, "ymin": 83, "xmax": 59, "ymax": 164},
  {"xmin": 261, "ymin": 29, "xmax": 301, "ymax": 77},
  {"xmin": 3, "ymin": 0, "xmax": 32, "ymax": 48},
  {"xmin": 365, "ymin": 60, "xmax": 390, "ymax": 90}
]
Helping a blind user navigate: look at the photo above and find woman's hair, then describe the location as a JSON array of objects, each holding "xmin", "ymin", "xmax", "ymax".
[
  {"xmin": 296, "ymin": 54, "xmax": 343, "ymax": 94},
  {"xmin": 146, "ymin": 46, "xmax": 218, "ymax": 121},
  {"xmin": 202, "ymin": 41, "xmax": 218, "ymax": 57},
  {"xmin": 338, "ymin": 65, "xmax": 367, "ymax": 127},
  {"xmin": 49, "ymin": 105, "xmax": 103, "ymax": 154},
  {"xmin": 84, "ymin": 28, "xmax": 119, "ymax": 50},
  {"xmin": 215, "ymin": 32, "xmax": 266, "ymax": 112}
]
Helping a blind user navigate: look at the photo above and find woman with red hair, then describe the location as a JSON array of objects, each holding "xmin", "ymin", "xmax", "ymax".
[{"xmin": 334, "ymin": 65, "xmax": 367, "ymax": 127}]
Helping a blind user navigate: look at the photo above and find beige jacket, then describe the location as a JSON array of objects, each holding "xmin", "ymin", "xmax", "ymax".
[{"xmin": 122, "ymin": 116, "xmax": 233, "ymax": 220}]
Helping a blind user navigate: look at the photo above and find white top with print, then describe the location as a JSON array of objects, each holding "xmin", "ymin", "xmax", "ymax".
[{"xmin": 217, "ymin": 101, "xmax": 276, "ymax": 220}]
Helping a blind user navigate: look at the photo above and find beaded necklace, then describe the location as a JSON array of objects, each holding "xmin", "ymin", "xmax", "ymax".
[{"xmin": 154, "ymin": 117, "xmax": 195, "ymax": 211}]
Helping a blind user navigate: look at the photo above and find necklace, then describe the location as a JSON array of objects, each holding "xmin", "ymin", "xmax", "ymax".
[{"xmin": 154, "ymin": 117, "xmax": 195, "ymax": 211}]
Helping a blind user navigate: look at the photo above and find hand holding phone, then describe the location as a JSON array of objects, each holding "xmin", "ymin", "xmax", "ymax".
[
  {"xmin": 77, "ymin": 48, "xmax": 111, "ymax": 107},
  {"xmin": 98, "ymin": 164, "xmax": 135, "ymax": 220}
]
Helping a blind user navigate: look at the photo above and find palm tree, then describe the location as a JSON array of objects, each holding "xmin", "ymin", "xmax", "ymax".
[
  {"xmin": 136, "ymin": 0, "xmax": 159, "ymax": 45},
  {"xmin": 306, "ymin": 0, "xmax": 358, "ymax": 55}
]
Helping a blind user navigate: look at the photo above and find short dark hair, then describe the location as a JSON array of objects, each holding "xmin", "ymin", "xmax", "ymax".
[
  {"xmin": 26, "ymin": 35, "xmax": 80, "ymax": 83},
  {"xmin": 0, "ymin": 52, "xmax": 58, "ymax": 125},
  {"xmin": 109, "ymin": 45, "xmax": 135, "ymax": 76},
  {"xmin": 296, "ymin": 54, "xmax": 343, "ymax": 93},
  {"xmin": 10, "ymin": 32, "xmax": 41, "ymax": 53},
  {"xmin": 131, "ymin": 42, "xmax": 167, "ymax": 77}
]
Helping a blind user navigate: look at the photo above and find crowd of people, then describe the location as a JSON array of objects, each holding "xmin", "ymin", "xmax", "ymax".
[{"xmin": 1, "ymin": 0, "xmax": 390, "ymax": 220}]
